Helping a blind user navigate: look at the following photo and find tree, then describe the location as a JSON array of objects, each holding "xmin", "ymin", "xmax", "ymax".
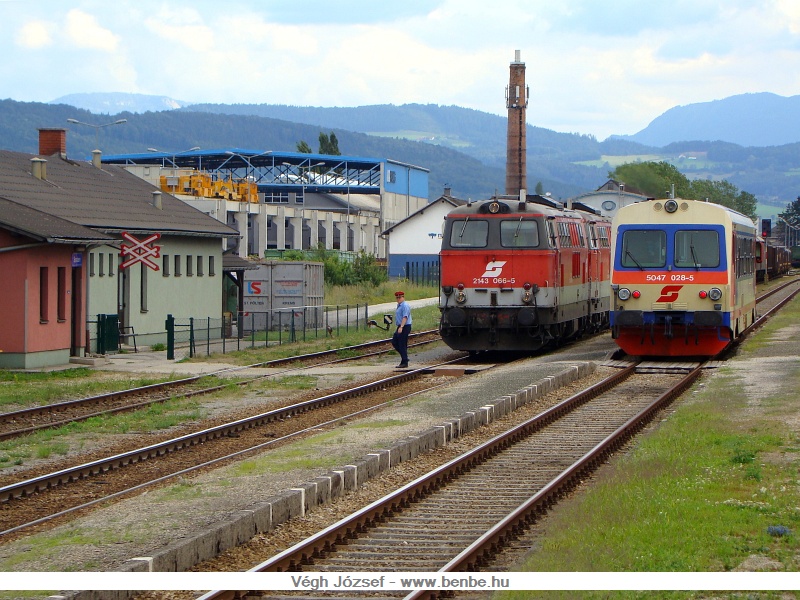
[
  {"xmin": 610, "ymin": 161, "xmax": 757, "ymax": 221},
  {"xmin": 535, "ymin": 181, "xmax": 544, "ymax": 195},
  {"xmin": 296, "ymin": 140, "xmax": 312, "ymax": 154},
  {"xmin": 318, "ymin": 132, "xmax": 341, "ymax": 155},
  {"xmin": 609, "ymin": 161, "xmax": 692, "ymax": 199}
]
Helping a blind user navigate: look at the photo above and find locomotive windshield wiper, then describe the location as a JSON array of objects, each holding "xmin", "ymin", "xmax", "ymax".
[
  {"xmin": 625, "ymin": 249, "xmax": 644, "ymax": 270},
  {"xmin": 458, "ymin": 217, "xmax": 470, "ymax": 238},
  {"xmin": 514, "ymin": 217, "xmax": 523, "ymax": 238},
  {"xmin": 690, "ymin": 244, "xmax": 700, "ymax": 270}
]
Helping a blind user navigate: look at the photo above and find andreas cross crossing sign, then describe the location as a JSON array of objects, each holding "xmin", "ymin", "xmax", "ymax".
[{"xmin": 120, "ymin": 232, "xmax": 161, "ymax": 271}]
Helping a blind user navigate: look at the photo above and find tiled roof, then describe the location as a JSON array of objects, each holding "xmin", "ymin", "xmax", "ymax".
[
  {"xmin": 0, "ymin": 196, "xmax": 115, "ymax": 243},
  {"xmin": 0, "ymin": 150, "xmax": 238, "ymax": 238}
]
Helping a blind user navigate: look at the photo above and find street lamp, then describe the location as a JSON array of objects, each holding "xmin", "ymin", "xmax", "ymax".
[
  {"xmin": 66, "ymin": 118, "xmax": 127, "ymax": 150},
  {"xmin": 148, "ymin": 146, "xmax": 200, "ymax": 169}
]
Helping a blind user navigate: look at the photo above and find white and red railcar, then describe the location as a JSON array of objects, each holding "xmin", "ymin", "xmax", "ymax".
[
  {"xmin": 439, "ymin": 195, "xmax": 611, "ymax": 352},
  {"xmin": 610, "ymin": 198, "xmax": 758, "ymax": 357}
]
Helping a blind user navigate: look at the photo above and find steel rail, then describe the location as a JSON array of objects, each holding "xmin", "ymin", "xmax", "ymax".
[
  {"xmin": 0, "ymin": 330, "xmax": 443, "ymax": 441},
  {"xmin": 0, "ymin": 369, "xmax": 465, "ymax": 538},
  {"xmin": 198, "ymin": 365, "xmax": 638, "ymax": 581},
  {"xmin": 0, "ymin": 357, "xmax": 462, "ymax": 505}
]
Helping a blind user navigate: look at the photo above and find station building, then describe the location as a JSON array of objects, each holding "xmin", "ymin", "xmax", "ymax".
[{"xmin": 0, "ymin": 129, "xmax": 238, "ymax": 368}]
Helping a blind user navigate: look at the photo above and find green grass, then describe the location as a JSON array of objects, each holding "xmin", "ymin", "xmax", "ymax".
[
  {"xmin": 498, "ymin": 296, "xmax": 800, "ymax": 598},
  {"xmin": 230, "ymin": 428, "xmax": 357, "ymax": 475},
  {"xmin": 0, "ymin": 394, "xmax": 216, "ymax": 471},
  {"xmin": 0, "ymin": 369, "xmax": 182, "ymax": 409}
]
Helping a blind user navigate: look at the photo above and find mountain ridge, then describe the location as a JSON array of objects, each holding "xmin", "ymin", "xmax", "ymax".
[{"xmin": 6, "ymin": 94, "xmax": 798, "ymax": 205}]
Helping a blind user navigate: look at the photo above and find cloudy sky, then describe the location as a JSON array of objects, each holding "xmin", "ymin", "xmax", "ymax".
[{"xmin": 2, "ymin": 0, "xmax": 799, "ymax": 140}]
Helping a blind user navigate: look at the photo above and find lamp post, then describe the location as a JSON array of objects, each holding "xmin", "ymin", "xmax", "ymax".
[
  {"xmin": 148, "ymin": 146, "xmax": 200, "ymax": 169},
  {"xmin": 66, "ymin": 118, "xmax": 127, "ymax": 150}
]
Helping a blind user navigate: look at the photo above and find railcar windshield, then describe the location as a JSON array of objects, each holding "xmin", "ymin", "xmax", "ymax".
[
  {"xmin": 621, "ymin": 229, "xmax": 666, "ymax": 268},
  {"xmin": 449, "ymin": 219, "xmax": 488, "ymax": 248},
  {"xmin": 500, "ymin": 219, "xmax": 540, "ymax": 247},
  {"xmin": 674, "ymin": 230, "xmax": 719, "ymax": 268}
]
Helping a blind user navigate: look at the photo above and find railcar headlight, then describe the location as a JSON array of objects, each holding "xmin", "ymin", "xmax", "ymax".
[
  {"xmin": 617, "ymin": 288, "xmax": 631, "ymax": 300},
  {"xmin": 456, "ymin": 290, "xmax": 467, "ymax": 304},
  {"xmin": 709, "ymin": 287, "xmax": 722, "ymax": 301},
  {"xmin": 665, "ymin": 199, "xmax": 679, "ymax": 213}
]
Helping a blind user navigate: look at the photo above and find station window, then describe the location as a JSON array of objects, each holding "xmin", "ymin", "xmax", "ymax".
[
  {"xmin": 89, "ymin": 253, "xmax": 95, "ymax": 277},
  {"xmin": 39, "ymin": 266, "xmax": 49, "ymax": 323},
  {"xmin": 108, "ymin": 253, "xmax": 115, "ymax": 277},
  {"xmin": 163, "ymin": 254, "xmax": 170, "ymax": 276},
  {"xmin": 57, "ymin": 267, "xmax": 66, "ymax": 322},
  {"xmin": 186, "ymin": 255, "xmax": 193, "ymax": 277},
  {"xmin": 209, "ymin": 256, "xmax": 216, "ymax": 276},
  {"xmin": 98, "ymin": 252, "xmax": 105, "ymax": 276},
  {"xmin": 174, "ymin": 255, "xmax": 181, "ymax": 276},
  {"xmin": 197, "ymin": 255, "xmax": 204, "ymax": 276}
]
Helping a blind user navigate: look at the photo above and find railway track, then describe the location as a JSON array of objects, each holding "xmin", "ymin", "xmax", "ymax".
[
  {"xmin": 0, "ymin": 356, "xmax": 479, "ymax": 539},
  {"xmin": 194, "ymin": 362, "xmax": 701, "ymax": 599},
  {"xmin": 0, "ymin": 330, "xmax": 443, "ymax": 441}
]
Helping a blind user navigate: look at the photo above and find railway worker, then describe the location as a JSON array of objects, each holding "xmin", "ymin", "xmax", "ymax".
[{"xmin": 392, "ymin": 291, "xmax": 412, "ymax": 368}]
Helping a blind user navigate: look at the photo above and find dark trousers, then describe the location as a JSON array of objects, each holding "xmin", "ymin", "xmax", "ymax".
[{"xmin": 392, "ymin": 324, "xmax": 411, "ymax": 363}]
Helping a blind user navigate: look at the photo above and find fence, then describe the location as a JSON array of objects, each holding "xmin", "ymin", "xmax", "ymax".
[
  {"xmin": 88, "ymin": 304, "xmax": 379, "ymax": 361},
  {"xmin": 404, "ymin": 260, "xmax": 439, "ymax": 287},
  {"xmin": 164, "ymin": 304, "xmax": 374, "ymax": 360}
]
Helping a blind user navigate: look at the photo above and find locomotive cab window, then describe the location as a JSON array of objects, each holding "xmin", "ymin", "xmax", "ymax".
[
  {"xmin": 674, "ymin": 230, "xmax": 719, "ymax": 268},
  {"xmin": 500, "ymin": 219, "xmax": 539, "ymax": 247},
  {"xmin": 621, "ymin": 230, "xmax": 666, "ymax": 268},
  {"xmin": 449, "ymin": 219, "xmax": 489, "ymax": 248}
]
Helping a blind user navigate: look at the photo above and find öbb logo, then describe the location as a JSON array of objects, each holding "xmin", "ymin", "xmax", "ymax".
[
  {"xmin": 656, "ymin": 285, "xmax": 683, "ymax": 302},
  {"xmin": 481, "ymin": 260, "xmax": 507, "ymax": 278}
]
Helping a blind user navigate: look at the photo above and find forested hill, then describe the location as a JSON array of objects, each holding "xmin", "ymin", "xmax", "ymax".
[
  {"xmin": 182, "ymin": 102, "xmax": 647, "ymax": 167},
  {"xmin": 3, "ymin": 97, "xmax": 799, "ymax": 203},
  {"xmin": 2, "ymin": 98, "xmax": 593, "ymax": 200}
]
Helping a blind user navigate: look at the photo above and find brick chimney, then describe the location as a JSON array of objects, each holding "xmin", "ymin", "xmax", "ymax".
[
  {"xmin": 505, "ymin": 50, "xmax": 528, "ymax": 197},
  {"xmin": 38, "ymin": 128, "xmax": 67, "ymax": 158}
]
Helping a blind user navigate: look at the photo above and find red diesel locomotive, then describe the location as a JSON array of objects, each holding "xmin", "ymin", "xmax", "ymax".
[{"xmin": 439, "ymin": 195, "xmax": 611, "ymax": 352}]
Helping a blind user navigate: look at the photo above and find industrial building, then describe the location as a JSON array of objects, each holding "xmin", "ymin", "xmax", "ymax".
[{"xmin": 102, "ymin": 150, "xmax": 430, "ymax": 261}]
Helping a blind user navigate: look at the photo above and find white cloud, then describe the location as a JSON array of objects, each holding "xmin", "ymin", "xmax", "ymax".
[
  {"xmin": 64, "ymin": 9, "xmax": 120, "ymax": 52},
  {"xmin": 15, "ymin": 20, "xmax": 54, "ymax": 49},
  {"xmin": 1, "ymin": 0, "xmax": 799, "ymax": 140}
]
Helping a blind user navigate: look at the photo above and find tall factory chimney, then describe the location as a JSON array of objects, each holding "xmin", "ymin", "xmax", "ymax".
[{"xmin": 505, "ymin": 50, "xmax": 528, "ymax": 197}]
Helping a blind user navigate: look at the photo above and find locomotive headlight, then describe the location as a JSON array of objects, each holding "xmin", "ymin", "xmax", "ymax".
[
  {"xmin": 617, "ymin": 288, "xmax": 631, "ymax": 300},
  {"xmin": 455, "ymin": 283, "xmax": 466, "ymax": 303},
  {"xmin": 664, "ymin": 199, "xmax": 679, "ymax": 213},
  {"xmin": 522, "ymin": 290, "xmax": 532, "ymax": 304},
  {"xmin": 709, "ymin": 287, "xmax": 723, "ymax": 301}
]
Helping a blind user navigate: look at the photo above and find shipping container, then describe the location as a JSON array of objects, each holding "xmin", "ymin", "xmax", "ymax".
[{"xmin": 242, "ymin": 261, "xmax": 324, "ymax": 331}]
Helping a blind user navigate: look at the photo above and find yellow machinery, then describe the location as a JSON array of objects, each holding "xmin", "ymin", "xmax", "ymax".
[{"xmin": 159, "ymin": 171, "xmax": 258, "ymax": 203}]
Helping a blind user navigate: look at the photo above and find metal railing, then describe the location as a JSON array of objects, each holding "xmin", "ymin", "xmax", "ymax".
[{"xmin": 165, "ymin": 304, "xmax": 372, "ymax": 360}]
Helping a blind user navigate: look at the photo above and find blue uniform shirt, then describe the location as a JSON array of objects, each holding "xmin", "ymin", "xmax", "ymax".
[{"xmin": 395, "ymin": 301, "xmax": 412, "ymax": 327}]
